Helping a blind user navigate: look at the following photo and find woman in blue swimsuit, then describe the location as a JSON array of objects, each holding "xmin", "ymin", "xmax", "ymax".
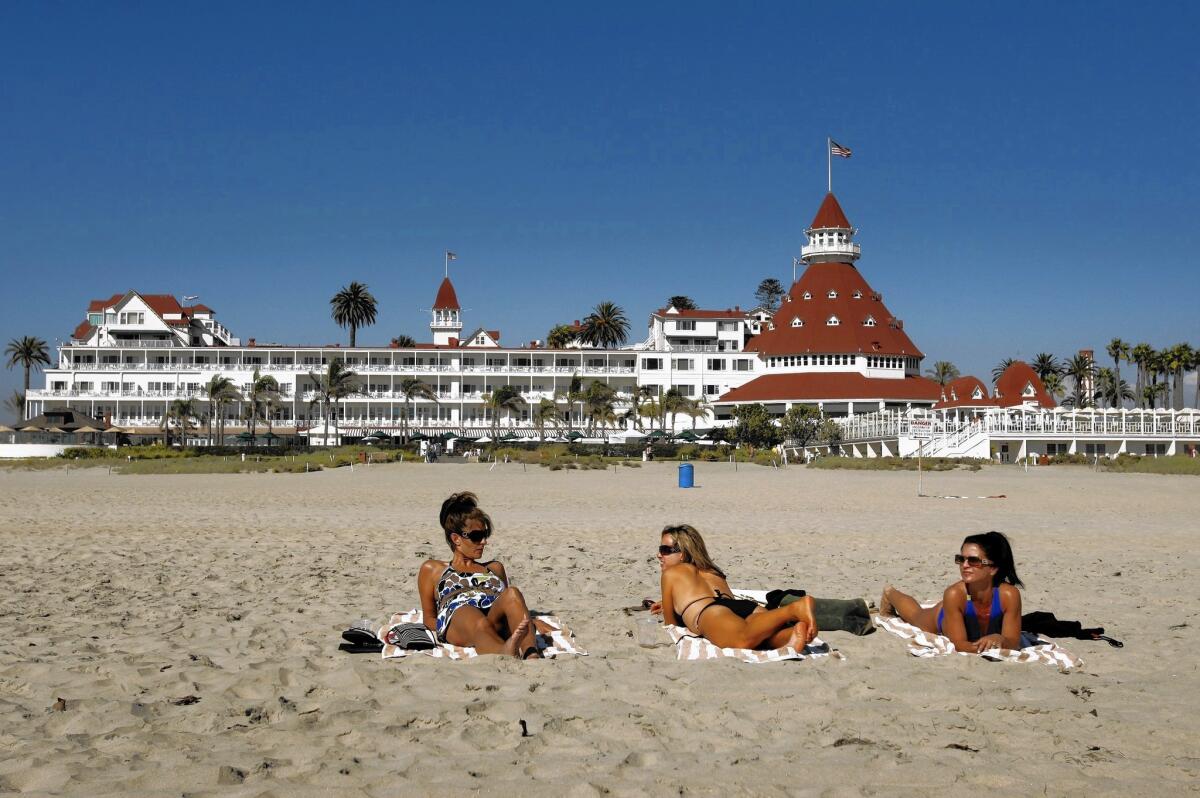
[
  {"xmin": 879, "ymin": 531, "xmax": 1024, "ymax": 653},
  {"xmin": 417, "ymin": 492, "xmax": 541, "ymax": 658}
]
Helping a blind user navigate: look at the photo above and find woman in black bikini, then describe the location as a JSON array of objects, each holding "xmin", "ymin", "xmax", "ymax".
[
  {"xmin": 653, "ymin": 524, "xmax": 818, "ymax": 650},
  {"xmin": 879, "ymin": 531, "xmax": 1023, "ymax": 653}
]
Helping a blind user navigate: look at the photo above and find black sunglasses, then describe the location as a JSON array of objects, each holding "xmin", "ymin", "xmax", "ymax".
[
  {"xmin": 658, "ymin": 545, "xmax": 681, "ymax": 556},
  {"xmin": 954, "ymin": 554, "xmax": 994, "ymax": 568},
  {"xmin": 456, "ymin": 529, "xmax": 491, "ymax": 544}
]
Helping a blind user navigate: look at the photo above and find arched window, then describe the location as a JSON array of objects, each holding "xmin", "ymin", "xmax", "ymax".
[
  {"xmin": 827, "ymin": 315, "xmax": 840, "ymax": 326},
  {"xmin": 852, "ymin": 290, "xmax": 862, "ymax": 299},
  {"xmin": 802, "ymin": 291, "xmax": 811, "ymax": 300},
  {"xmin": 827, "ymin": 290, "xmax": 838, "ymax": 299},
  {"xmin": 863, "ymin": 316, "xmax": 876, "ymax": 327},
  {"xmin": 790, "ymin": 317, "xmax": 804, "ymax": 328}
]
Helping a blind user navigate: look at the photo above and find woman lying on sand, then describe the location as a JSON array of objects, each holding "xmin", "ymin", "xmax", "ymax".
[
  {"xmin": 417, "ymin": 492, "xmax": 541, "ymax": 659},
  {"xmin": 879, "ymin": 531, "xmax": 1023, "ymax": 652},
  {"xmin": 653, "ymin": 524, "xmax": 818, "ymax": 650}
]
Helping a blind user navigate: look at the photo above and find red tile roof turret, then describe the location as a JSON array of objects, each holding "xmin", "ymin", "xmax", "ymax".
[
  {"xmin": 433, "ymin": 277, "xmax": 460, "ymax": 310},
  {"xmin": 932, "ymin": 376, "xmax": 995, "ymax": 409},
  {"xmin": 810, "ymin": 193, "xmax": 852, "ymax": 229},
  {"xmin": 994, "ymin": 361, "xmax": 1057, "ymax": 409}
]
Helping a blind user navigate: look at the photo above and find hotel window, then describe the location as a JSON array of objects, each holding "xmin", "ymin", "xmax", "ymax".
[
  {"xmin": 77, "ymin": 381, "xmax": 93, "ymax": 392},
  {"xmin": 88, "ymin": 313, "xmax": 103, "ymax": 325},
  {"xmin": 123, "ymin": 382, "xmax": 135, "ymax": 392},
  {"xmin": 101, "ymin": 381, "xmax": 119, "ymax": 392},
  {"xmin": 790, "ymin": 317, "xmax": 803, "ymax": 328},
  {"xmin": 733, "ymin": 359, "xmax": 752, "ymax": 371},
  {"xmin": 643, "ymin": 358, "xmax": 663, "ymax": 370},
  {"xmin": 827, "ymin": 290, "xmax": 838, "ymax": 299},
  {"xmin": 675, "ymin": 320, "xmax": 696, "ymax": 331},
  {"xmin": 863, "ymin": 316, "xmax": 876, "ymax": 327},
  {"xmin": 586, "ymin": 358, "xmax": 605, "ymax": 368},
  {"xmin": 672, "ymin": 384, "xmax": 696, "ymax": 397},
  {"xmin": 705, "ymin": 384, "xmax": 721, "ymax": 395},
  {"xmin": 827, "ymin": 316, "xmax": 840, "ymax": 326},
  {"xmin": 707, "ymin": 359, "xmax": 725, "ymax": 371},
  {"xmin": 672, "ymin": 358, "xmax": 693, "ymax": 370}
]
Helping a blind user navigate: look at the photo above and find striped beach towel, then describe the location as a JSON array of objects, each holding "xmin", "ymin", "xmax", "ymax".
[
  {"xmin": 663, "ymin": 624, "xmax": 842, "ymax": 664},
  {"xmin": 874, "ymin": 614, "xmax": 1082, "ymax": 671},
  {"xmin": 379, "ymin": 610, "xmax": 587, "ymax": 660}
]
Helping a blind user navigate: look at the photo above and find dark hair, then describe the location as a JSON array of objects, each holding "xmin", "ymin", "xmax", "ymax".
[
  {"xmin": 962, "ymin": 531, "xmax": 1022, "ymax": 588},
  {"xmin": 662, "ymin": 524, "xmax": 726, "ymax": 579},
  {"xmin": 439, "ymin": 491, "xmax": 493, "ymax": 550}
]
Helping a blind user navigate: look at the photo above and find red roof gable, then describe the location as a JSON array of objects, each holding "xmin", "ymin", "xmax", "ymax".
[
  {"xmin": 810, "ymin": 193, "xmax": 852, "ymax": 229},
  {"xmin": 994, "ymin": 361, "xmax": 1056, "ymax": 409},
  {"xmin": 140, "ymin": 294, "xmax": 184, "ymax": 317},
  {"xmin": 433, "ymin": 278, "xmax": 460, "ymax": 310},
  {"xmin": 87, "ymin": 293, "xmax": 125, "ymax": 312},
  {"xmin": 72, "ymin": 321, "xmax": 95, "ymax": 340},
  {"xmin": 746, "ymin": 262, "xmax": 923, "ymax": 358},
  {"xmin": 719, "ymin": 373, "xmax": 941, "ymax": 404},
  {"xmin": 933, "ymin": 375, "xmax": 995, "ymax": 409},
  {"xmin": 185, "ymin": 303, "xmax": 213, "ymax": 314}
]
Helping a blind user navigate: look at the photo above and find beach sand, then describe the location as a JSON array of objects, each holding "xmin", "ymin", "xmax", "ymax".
[{"xmin": 0, "ymin": 461, "xmax": 1195, "ymax": 796}]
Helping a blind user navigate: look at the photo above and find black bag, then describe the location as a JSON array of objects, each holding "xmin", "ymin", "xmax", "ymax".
[
  {"xmin": 1021, "ymin": 611, "xmax": 1123, "ymax": 647},
  {"xmin": 767, "ymin": 590, "xmax": 875, "ymax": 636}
]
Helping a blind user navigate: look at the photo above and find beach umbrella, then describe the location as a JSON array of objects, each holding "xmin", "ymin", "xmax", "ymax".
[
  {"xmin": 475, "ymin": 435, "xmax": 493, "ymax": 443},
  {"xmin": 676, "ymin": 430, "xmax": 699, "ymax": 442},
  {"xmin": 103, "ymin": 426, "xmax": 124, "ymax": 434},
  {"xmin": 365, "ymin": 430, "xmax": 390, "ymax": 439},
  {"xmin": 74, "ymin": 425, "xmax": 103, "ymax": 434},
  {"xmin": 435, "ymin": 431, "xmax": 455, "ymax": 441},
  {"xmin": 621, "ymin": 428, "xmax": 646, "ymax": 439},
  {"xmin": 499, "ymin": 432, "xmax": 520, "ymax": 442},
  {"xmin": 262, "ymin": 432, "xmax": 280, "ymax": 441},
  {"xmin": 19, "ymin": 425, "xmax": 42, "ymax": 432},
  {"xmin": 0, "ymin": 424, "xmax": 14, "ymax": 433},
  {"xmin": 565, "ymin": 431, "xmax": 584, "ymax": 441},
  {"xmin": 409, "ymin": 432, "xmax": 428, "ymax": 441}
]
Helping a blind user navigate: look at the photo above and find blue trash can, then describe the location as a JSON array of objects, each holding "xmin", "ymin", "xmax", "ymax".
[{"xmin": 678, "ymin": 462, "xmax": 694, "ymax": 488}]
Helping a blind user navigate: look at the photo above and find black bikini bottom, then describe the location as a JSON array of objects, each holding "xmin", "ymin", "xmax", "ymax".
[{"xmin": 711, "ymin": 596, "xmax": 759, "ymax": 619}]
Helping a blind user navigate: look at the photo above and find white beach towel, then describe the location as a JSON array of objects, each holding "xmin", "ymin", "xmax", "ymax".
[
  {"xmin": 379, "ymin": 610, "xmax": 587, "ymax": 660},
  {"xmin": 874, "ymin": 613, "xmax": 1082, "ymax": 671}
]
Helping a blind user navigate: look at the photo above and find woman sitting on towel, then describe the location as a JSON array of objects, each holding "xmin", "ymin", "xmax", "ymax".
[
  {"xmin": 417, "ymin": 492, "xmax": 541, "ymax": 659},
  {"xmin": 654, "ymin": 524, "xmax": 819, "ymax": 651},
  {"xmin": 879, "ymin": 531, "xmax": 1023, "ymax": 652}
]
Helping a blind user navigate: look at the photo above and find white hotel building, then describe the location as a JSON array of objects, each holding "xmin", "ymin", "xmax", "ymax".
[{"xmin": 26, "ymin": 192, "xmax": 944, "ymax": 440}]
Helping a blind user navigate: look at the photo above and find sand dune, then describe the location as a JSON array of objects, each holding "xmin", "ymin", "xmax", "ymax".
[{"xmin": 0, "ymin": 462, "xmax": 1195, "ymax": 795}]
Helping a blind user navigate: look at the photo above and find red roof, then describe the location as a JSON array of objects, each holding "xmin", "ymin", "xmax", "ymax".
[
  {"xmin": 433, "ymin": 277, "xmax": 460, "ymax": 310},
  {"xmin": 72, "ymin": 321, "xmax": 95, "ymax": 340},
  {"xmin": 932, "ymin": 375, "xmax": 995, "ymax": 409},
  {"xmin": 810, "ymin": 193, "xmax": 852, "ymax": 229},
  {"xmin": 87, "ymin": 293, "xmax": 125, "ymax": 312},
  {"xmin": 719, "ymin": 373, "xmax": 942, "ymax": 403},
  {"xmin": 994, "ymin": 361, "xmax": 1056, "ymax": 409},
  {"xmin": 140, "ymin": 294, "xmax": 184, "ymax": 316},
  {"xmin": 185, "ymin": 303, "xmax": 213, "ymax": 314},
  {"xmin": 746, "ymin": 262, "xmax": 924, "ymax": 358},
  {"xmin": 654, "ymin": 308, "xmax": 747, "ymax": 319}
]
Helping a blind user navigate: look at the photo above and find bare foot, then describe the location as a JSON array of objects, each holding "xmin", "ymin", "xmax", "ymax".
[
  {"xmin": 786, "ymin": 621, "xmax": 810, "ymax": 651},
  {"xmin": 879, "ymin": 584, "xmax": 895, "ymax": 617},
  {"xmin": 789, "ymin": 596, "xmax": 819, "ymax": 644},
  {"xmin": 503, "ymin": 619, "xmax": 531, "ymax": 658}
]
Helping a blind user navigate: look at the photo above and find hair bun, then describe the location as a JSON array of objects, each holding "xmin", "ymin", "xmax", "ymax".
[{"xmin": 439, "ymin": 491, "xmax": 479, "ymax": 529}]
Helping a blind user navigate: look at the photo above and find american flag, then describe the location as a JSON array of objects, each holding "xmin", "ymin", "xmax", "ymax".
[
  {"xmin": 446, "ymin": 251, "xmax": 457, "ymax": 260},
  {"xmin": 830, "ymin": 140, "xmax": 852, "ymax": 158}
]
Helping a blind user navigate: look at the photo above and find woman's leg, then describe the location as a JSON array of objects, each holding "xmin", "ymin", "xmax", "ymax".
[
  {"xmin": 488, "ymin": 587, "xmax": 541, "ymax": 658},
  {"xmin": 701, "ymin": 599, "xmax": 817, "ymax": 650},
  {"xmin": 444, "ymin": 604, "xmax": 530, "ymax": 657},
  {"xmin": 879, "ymin": 585, "xmax": 941, "ymax": 634}
]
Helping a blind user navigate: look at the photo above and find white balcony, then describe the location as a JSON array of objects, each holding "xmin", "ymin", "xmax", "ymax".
[{"xmin": 800, "ymin": 240, "xmax": 861, "ymax": 261}]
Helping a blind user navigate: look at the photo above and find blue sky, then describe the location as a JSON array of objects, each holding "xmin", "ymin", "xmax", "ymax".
[{"xmin": 2, "ymin": 3, "xmax": 1198, "ymax": 403}]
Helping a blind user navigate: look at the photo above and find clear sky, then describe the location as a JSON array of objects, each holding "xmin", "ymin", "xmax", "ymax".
[{"xmin": 2, "ymin": 3, "xmax": 1198, "ymax": 404}]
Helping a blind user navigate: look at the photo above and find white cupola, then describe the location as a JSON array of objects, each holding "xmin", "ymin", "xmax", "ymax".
[{"xmin": 800, "ymin": 192, "xmax": 862, "ymax": 265}]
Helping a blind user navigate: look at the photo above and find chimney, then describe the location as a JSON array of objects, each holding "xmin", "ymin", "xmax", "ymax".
[
  {"xmin": 248, "ymin": 338, "xmax": 256, "ymax": 347},
  {"xmin": 573, "ymin": 320, "xmax": 580, "ymax": 327}
]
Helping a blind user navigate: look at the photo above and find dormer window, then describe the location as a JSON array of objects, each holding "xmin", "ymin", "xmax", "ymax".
[
  {"xmin": 863, "ymin": 316, "xmax": 876, "ymax": 327},
  {"xmin": 827, "ymin": 290, "xmax": 838, "ymax": 299},
  {"xmin": 972, "ymin": 387, "xmax": 984, "ymax": 399},
  {"xmin": 802, "ymin": 291, "xmax": 811, "ymax": 300},
  {"xmin": 1023, "ymin": 381, "xmax": 1036, "ymax": 397},
  {"xmin": 827, "ymin": 315, "xmax": 840, "ymax": 326},
  {"xmin": 852, "ymin": 290, "xmax": 862, "ymax": 299},
  {"xmin": 790, "ymin": 317, "xmax": 804, "ymax": 328}
]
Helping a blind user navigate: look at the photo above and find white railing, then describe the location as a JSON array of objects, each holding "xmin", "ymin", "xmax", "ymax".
[{"xmin": 837, "ymin": 408, "xmax": 1200, "ymax": 444}]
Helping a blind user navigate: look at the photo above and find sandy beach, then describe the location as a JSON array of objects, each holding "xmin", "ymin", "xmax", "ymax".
[{"xmin": 0, "ymin": 461, "xmax": 1196, "ymax": 796}]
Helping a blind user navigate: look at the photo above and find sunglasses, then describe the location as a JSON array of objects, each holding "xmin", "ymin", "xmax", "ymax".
[
  {"xmin": 456, "ymin": 529, "xmax": 491, "ymax": 544},
  {"xmin": 954, "ymin": 554, "xmax": 994, "ymax": 568},
  {"xmin": 658, "ymin": 545, "xmax": 681, "ymax": 556}
]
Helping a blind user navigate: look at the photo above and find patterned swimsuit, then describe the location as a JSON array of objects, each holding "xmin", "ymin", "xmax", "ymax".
[{"xmin": 434, "ymin": 564, "xmax": 507, "ymax": 642}]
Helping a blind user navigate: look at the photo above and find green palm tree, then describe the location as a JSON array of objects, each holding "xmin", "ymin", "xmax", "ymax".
[
  {"xmin": 580, "ymin": 302, "xmax": 629, "ymax": 349},
  {"xmin": 583, "ymin": 380, "xmax": 617, "ymax": 436},
  {"xmin": 390, "ymin": 334, "xmax": 417, "ymax": 348},
  {"xmin": 634, "ymin": 384, "xmax": 658, "ymax": 431},
  {"xmin": 1167, "ymin": 343, "xmax": 1194, "ymax": 411},
  {"xmin": 397, "ymin": 376, "xmax": 438, "ymax": 444},
  {"xmin": 1042, "ymin": 372, "xmax": 1066, "ymax": 404},
  {"xmin": 1063, "ymin": 353, "xmax": 1096, "ymax": 409},
  {"xmin": 330, "ymin": 282, "xmax": 378, "ymax": 347},
  {"xmin": 1142, "ymin": 382, "xmax": 1165, "ymax": 410},
  {"xmin": 557, "ymin": 373, "xmax": 584, "ymax": 433},
  {"xmin": 1147, "ymin": 349, "xmax": 1169, "ymax": 409},
  {"xmin": 667, "ymin": 295, "xmax": 697, "ymax": 311},
  {"xmin": 1106, "ymin": 339, "xmax": 1130, "ymax": 405},
  {"xmin": 685, "ymin": 396, "xmax": 709, "ymax": 429},
  {"xmin": 161, "ymin": 398, "xmax": 199, "ymax": 447},
  {"xmin": 1030, "ymin": 353, "xmax": 1062, "ymax": 382},
  {"xmin": 1191, "ymin": 345, "xmax": 1200, "ymax": 410},
  {"xmin": 483, "ymin": 385, "xmax": 525, "ymax": 439},
  {"xmin": 308, "ymin": 359, "xmax": 357, "ymax": 446},
  {"xmin": 924, "ymin": 360, "xmax": 960, "ymax": 387},
  {"xmin": 546, "ymin": 324, "xmax": 576, "ymax": 349},
  {"xmin": 5, "ymin": 336, "xmax": 51, "ymax": 409},
  {"xmin": 533, "ymin": 397, "xmax": 560, "ymax": 443},
  {"xmin": 246, "ymin": 368, "xmax": 280, "ymax": 439},
  {"xmin": 5, "ymin": 390, "xmax": 25, "ymax": 423},
  {"xmin": 1130, "ymin": 343, "xmax": 1154, "ymax": 408},
  {"xmin": 991, "ymin": 358, "xmax": 1017, "ymax": 384},
  {"xmin": 661, "ymin": 387, "xmax": 688, "ymax": 434},
  {"xmin": 1095, "ymin": 368, "xmax": 1134, "ymax": 409},
  {"xmin": 205, "ymin": 375, "xmax": 240, "ymax": 446}
]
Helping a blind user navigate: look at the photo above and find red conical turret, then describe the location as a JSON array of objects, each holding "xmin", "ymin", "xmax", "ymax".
[{"xmin": 433, "ymin": 277, "xmax": 460, "ymax": 310}]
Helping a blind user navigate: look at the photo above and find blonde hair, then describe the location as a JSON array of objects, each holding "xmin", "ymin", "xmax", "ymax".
[
  {"xmin": 662, "ymin": 524, "xmax": 725, "ymax": 579},
  {"xmin": 439, "ymin": 491, "xmax": 493, "ymax": 549}
]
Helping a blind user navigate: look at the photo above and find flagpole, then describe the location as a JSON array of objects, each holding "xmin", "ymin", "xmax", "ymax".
[
  {"xmin": 827, "ymin": 136, "xmax": 832, "ymax": 193},
  {"xmin": 444, "ymin": 251, "xmax": 448, "ymax": 278}
]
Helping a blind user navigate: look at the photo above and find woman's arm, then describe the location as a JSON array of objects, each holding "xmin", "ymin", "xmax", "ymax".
[
  {"xmin": 417, "ymin": 560, "xmax": 443, "ymax": 633},
  {"xmin": 938, "ymin": 583, "xmax": 975, "ymax": 652},
  {"xmin": 975, "ymin": 584, "xmax": 1023, "ymax": 651},
  {"xmin": 488, "ymin": 561, "xmax": 509, "ymax": 586},
  {"xmin": 660, "ymin": 569, "xmax": 679, "ymax": 626}
]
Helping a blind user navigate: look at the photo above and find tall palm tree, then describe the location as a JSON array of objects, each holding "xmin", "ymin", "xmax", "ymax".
[
  {"xmin": 685, "ymin": 396, "xmax": 709, "ymax": 429},
  {"xmin": 533, "ymin": 397, "xmax": 560, "ymax": 443},
  {"xmin": 546, "ymin": 324, "xmax": 576, "ymax": 350},
  {"xmin": 1063, "ymin": 353, "xmax": 1096, "ymax": 409},
  {"xmin": 1167, "ymin": 343, "xmax": 1194, "ymax": 411},
  {"xmin": 1030, "ymin": 353, "xmax": 1062, "ymax": 382},
  {"xmin": 1095, "ymin": 368, "xmax": 1134, "ymax": 409},
  {"xmin": 396, "ymin": 376, "xmax": 438, "ymax": 444},
  {"xmin": 924, "ymin": 360, "xmax": 960, "ymax": 387},
  {"xmin": 330, "ymin": 282, "xmax": 378, "ymax": 348},
  {"xmin": 1147, "ymin": 349, "xmax": 1168, "ymax": 409},
  {"xmin": 161, "ymin": 398, "xmax": 198, "ymax": 446},
  {"xmin": 557, "ymin": 373, "xmax": 584, "ymax": 433},
  {"xmin": 5, "ymin": 336, "xmax": 51, "ymax": 408},
  {"xmin": 205, "ymin": 375, "xmax": 240, "ymax": 446},
  {"xmin": 308, "ymin": 359, "xmax": 356, "ymax": 446},
  {"xmin": 246, "ymin": 368, "xmax": 279, "ymax": 439},
  {"xmin": 1106, "ymin": 338, "xmax": 1130, "ymax": 407},
  {"xmin": 661, "ymin": 387, "xmax": 687, "ymax": 434},
  {"xmin": 991, "ymin": 358, "xmax": 1016, "ymax": 383},
  {"xmin": 634, "ymin": 385, "xmax": 658, "ymax": 431},
  {"xmin": 1142, "ymin": 383, "xmax": 1165, "ymax": 410},
  {"xmin": 1042, "ymin": 372, "xmax": 1066, "ymax": 404},
  {"xmin": 1130, "ymin": 343, "xmax": 1154, "ymax": 408},
  {"xmin": 580, "ymin": 302, "xmax": 629, "ymax": 349},
  {"xmin": 483, "ymin": 385, "xmax": 524, "ymax": 438},
  {"xmin": 390, "ymin": 334, "xmax": 417, "ymax": 348},
  {"xmin": 5, "ymin": 390, "xmax": 25, "ymax": 423},
  {"xmin": 583, "ymin": 381, "xmax": 617, "ymax": 435},
  {"xmin": 1192, "ymin": 345, "xmax": 1200, "ymax": 410}
]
